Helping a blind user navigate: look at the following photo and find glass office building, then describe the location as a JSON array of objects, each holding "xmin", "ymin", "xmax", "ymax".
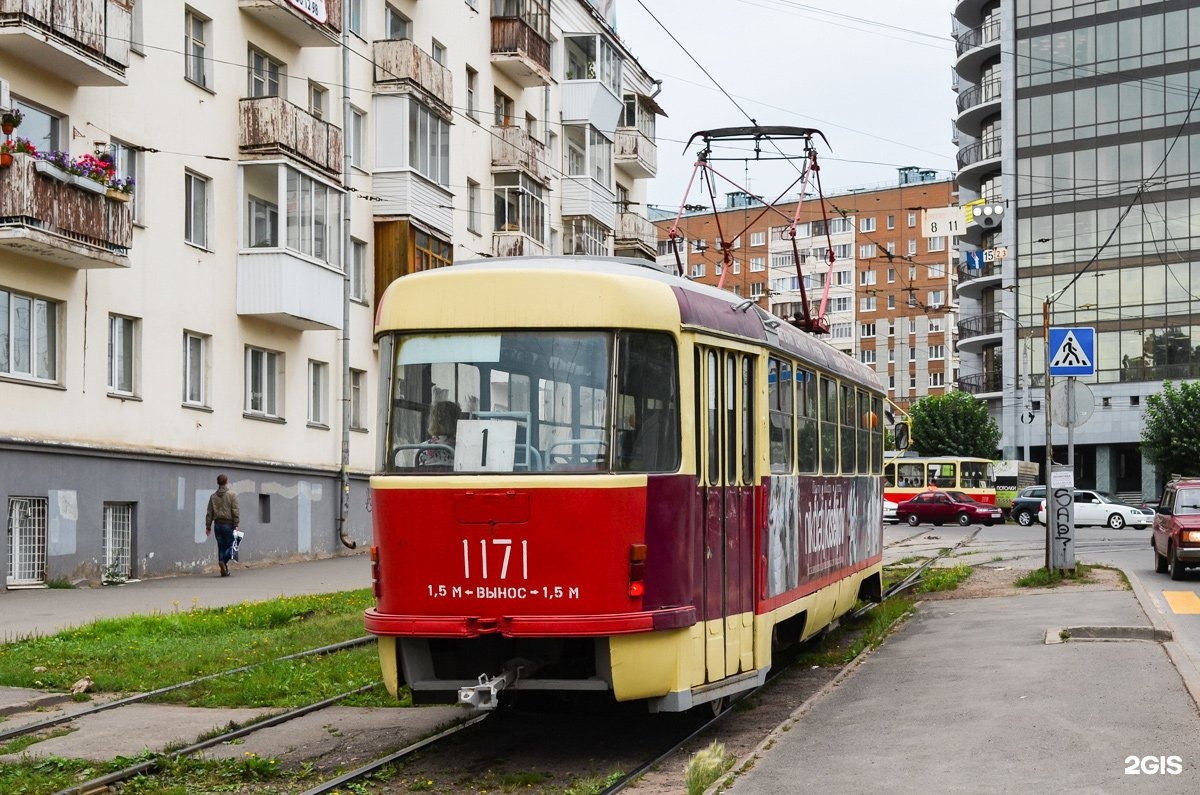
[{"xmin": 955, "ymin": 0, "xmax": 1200, "ymax": 500}]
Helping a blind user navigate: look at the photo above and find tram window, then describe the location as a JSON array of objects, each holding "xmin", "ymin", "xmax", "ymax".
[
  {"xmin": 707, "ymin": 350, "xmax": 719, "ymax": 483},
  {"xmin": 871, "ymin": 395, "xmax": 884, "ymax": 473},
  {"xmin": 819, "ymin": 375, "xmax": 838, "ymax": 474},
  {"xmin": 840, "ymin": 383, "xmax": 856, "ymax": 474},
  {"xmin": 614, "ymin": 331, "xmax": 679, "ymax": 472},
  {"xmin": 726, "ymin": 355, "xmax": 737, "ymax": 481},
  {"xmin": 856, "ymin": 390, "xmax": 871, "ymax": 474},
  {"xmin": 897, "ymin": 462, "xmax": 924, "ymax": 487},
  {"xmin": 768, "ymin": 357, "xmax": 794, "ymax": 474},
  {"xmin": 797, "ymin": 368, "xmax": 817, "ymax": 473},
  {"xmin": 884, "ymin": 461, "xmax": 895, "ymax": 487},
  {"xmin": 741, "ymin": 355, "xmax": 753, "ymax": 484}
]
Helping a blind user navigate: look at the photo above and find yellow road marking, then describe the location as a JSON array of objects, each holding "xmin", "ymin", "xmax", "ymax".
[{"xmin": 1163, "ymin": 591, "xmax": 1200, "ymax": 614}]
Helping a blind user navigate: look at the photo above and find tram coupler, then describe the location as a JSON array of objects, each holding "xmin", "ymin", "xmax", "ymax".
[{"xmin": 458, "ymin": 668, "xmax": 520, "ymax": 710}]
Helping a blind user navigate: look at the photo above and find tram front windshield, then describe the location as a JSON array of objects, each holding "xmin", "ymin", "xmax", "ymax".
[{"xmin": 382, "ymin": 330, "xmax": 679, "ymax": 474}]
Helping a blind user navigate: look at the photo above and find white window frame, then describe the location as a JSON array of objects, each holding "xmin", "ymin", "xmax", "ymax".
[
  {"xmin": 0, "ymin": 288, "xmax": 58, "ymax": 382},
  {"xmin": 860, "ymin": 296, "xmax": 876, "ymax": 311},
  {"xmin": 929, "ymin": 372, "xmax": 946, "ymax": 387},
  {"xmin": 350, "ymin": 238, "xmax": 366, "ymax": 301},
  {"xmin": 185, "ymin": 170, "xmax": 209, "ymax": 249},
  {"xmin": 385, "ymin": 5, "xmax": 412, "ymax": 40},
  {"xmin": 861, "ymin": 323, "xmax": 876, "ymax": 338},
  {"xmin": 929, "ymin": 344, "xmax": 946, "ymax": 360},
  {"xmin": 308, "ymin": 359, "xmax": 329, "ymax": 426},
  {"xmin": 749, "ymin": 257, "xmax": 765, "ymax": 272},
  {"xmin": 907, "ymin": 239, "xmax": 918, "ymax": 256},
  {"xmin": 183, "ymin": 331, "xmax": 208, "ymax": 406},
  {"xmin": 247, "ymin": 195, "xmax": 278, "ymax": 247},
  {"xmin": 928, "ymin": 236, "xmax": 946, "ymax": 252},
  {"xmin": 107, "ymin": 314, "xmax": 138, "ymax": 396},
  {"xmin": 245, "ymin": 346, "xmax": 282, "ymax": 418},
  {"xmin": 750, "ymin": 231, "xmax": 765, "ymax": 247},
  {"xmin": 860, "ymin": 216, "xmax": 876, "ymax": 232},
  {"xmin": 467, "ymin": 179, "xmax": 480, "ymax": 233},
  {"xmin": 859, "ymin": 270, "xmax": 876, "ymax": 286},
  {"xmin": 348, "ymin": 106, "xmax": 365, "ymax": 169},
  {"xmin": 184, "ymin": 8, "xmax": 211, "ymax": 88},
  {"xmin": 350, "ymin": 368, "xmax": 367, "ymax": 430},
  {"xmin": 248, "ymin": 48, "xmax": 284, "ymax": 98},
  {"xmin": 431, "ymin": 39, "xmax": 446, "ymax": 65},
  {"xmin": 928, "ymin": 290, "xmax": 946, "ymax": 308},
  {"xmin": 308, "ymin": 81, "xmax": 327, "ymax": 120},
  {"xmin": 466, "ymin": 66, "xmax": 479, "ymax": 121}
]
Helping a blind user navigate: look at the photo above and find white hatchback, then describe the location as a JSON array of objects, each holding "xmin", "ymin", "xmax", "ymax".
[
  {"xmin": 884, "ymin": 499, "xmax": 899, "ymax": 524},
  {"xmin": 1037, "ymin": 489, "xmax": 1152, "ymax": 530}
]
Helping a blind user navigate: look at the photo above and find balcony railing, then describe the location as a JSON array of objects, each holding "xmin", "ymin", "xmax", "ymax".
[
  {"xmin": 958, "ymin": 371, "xmax": 1004, "ymax": 394},
  {"xmin": 613, "ymin": 212, "xmax": 657, "ymax": 260},
  {"xmin": 0, "ymin": 153, "xmax": 131, "ymax": 268},
  {"xmin": 493, "ymin": 229, "xmax": 545, "ymax": 258},
  {"xmin": 958, "ymin": 310, "xmax": 1004, "ymax": 340},
  {"xmin": 238, "ymin": 0, "xmax": 342, "ymax": 47},
  {"xmin": 956, "ymin": 80, "xmax": 1001, "ymax": 113},
  {"xmin": 0, "ymin": 0, "xmax": 131, "ymax": 85},
  {"xmin": 490, "ymin": 125, "xmax": 549, "ymax": 184},
  {"xmin": 373, "ymin": 38, "xmax": 453, "ymax": 110},
  {"xmin": 490, "ymin": 16, "xmax": 551, "ymax": 87},
  {"xmin": 955, "ymin": 19, "xmax": 1000, "ymax": 57},
  {"xmin": 957, "ymin": 137, "xmax": 1001, "ymax": 170},
  {"xmin": 614, "ymin": 127, "xmax": 657, "ymax": 178},
  {"xmin": 239, "ymin": 96, "xmax": 343, "ymax": 178},
  {"xmin": 957, "ymin": 260, "xmax": 1003, "ymax": 283}
]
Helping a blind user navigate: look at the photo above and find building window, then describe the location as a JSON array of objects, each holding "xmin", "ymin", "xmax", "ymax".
[
  {"xmin": 859, "ymin": 270, "xmax": 876, "ymax": 286},
  {"xmin": 887, "ymin": 267, "xmax": 895, "ymax": 283},
  {"xmin": 414, "ymin": 229, "xmax": 452, "ymax": 271},
  {"xmin": 183, "ymin": 331, "xmax": 208, "ymax": 406},
  {"xmin": 107, "ymin": 314, "xmax": 138, "ymax": 396},
  {"xmin": 286, "ymin": 170, "xmax": 342, "ymax": 267},
  {"xmin": 835, "ymin": 269, "xmax": 851, "ymax": 286},
  {"xmin": 620, "ymin": 93, "xmax": 656, "ymax": 139},
  {"xmin": 495, "ymin": 172, "xmax": 546, "ymax": 243},
  {"xmin": 750, "ymin": 257, "xmax": 765, "ymax": 272},
  {"xmin": 247, "ymin": 195, "xmax": 278, "ymax": 247},
  {"xmin": 564, "ymin": 124, "xmax": 612, "ymax": 187},
  {"xmin": 348, "ymin": 106, "xmax": 364, "ymax": 168},
  {"xmin": 245, "ymin": 346, "xmax": 282, "ymax": 418},
  {"xmin": 308, "ymin": 81, "xmax": 327, "ymax": 120},
  {"xmin": 750, "ymin": 231, "xmax": 765, "ymax": 247},
  {"xmin": 928, "ymin": 261, "xmax": 946, "ymax": 278},
  {"xmin": 308, "ymin": 360, "xmax": 328, "ymax": 426},
  {"xmin": 887, "ymin": 242, "xmax": 896, "ymax": 255},
  {"xmin": 184, "ymin": 8, "xmax": 211, "ymax": 88},
  {"xmin": 431, "ymin": 39, "xmax": 446, "ymax": 65},
  {"xmin": 733, "ymin": 259, "xmax": 741, "ymax": 274},
  {"xmin": 907, "ymin": 239, "xmax": 918, "ymax": 256},
  {"xmin": 860, "ymin": 296, "xmax": 876, "ymax": 311},
  {"xmin": 886, "ymin": 214, "xmax": 895, "ymax": 229},
  {"xmin": 467, "ymin": 179, "xmax": 481, "ymax": 233},
  {"xmin": 466, "ymin": 67, "xmax": 478, "ymax": 120},
  {"xmin": 929, "ymin": 372, "xmax": 946, "ymax": 387},
  {"xmin": 907, "ymin": 211, "xmax": 916, "ymax": 227},
  {"xmin": 909, "ymin": 265, "xmax": 917, "ymax": 281},
  {"xmin": 111, "ymin": 140, "xmax": 141, "ymax": 223},
  {"xmin": 928, "ymin": 235, "xmax": 946, "ymax": 252},
  {"xmin": 861, "ymin": 323, "xmax": 876, "ymax": 338},
  {"xmin": 348, "ymin": 0, "xmax": 361, "ymax": 35},
  {"xmin": 102, "ymin": 502, "xmax": 134, "ymax": 583},
  {"xmin": 831, "ymin": 296, "xmax": 851, "ymax": 313},
  {"xmin": 385, "ymin": 5, "xmax": 411, "ymax": 39},
  {"xmin": 887, "ymin": 294, "xmax": 896, "ymax": 310},
  {"xmin": 929, "ymin": 316, "xmax": 944, "ymax": 332},
  {"xmin": 691, "ymin": 262, "xmax": 706, "ymax": 278},
  {"xmin": 563, "ymin": 33, "xmax": 622, "ymax": 95},
  {"xmin": 860, "ymin": 217, "xmax": 876, "ymax": 232},
  {"xmin": 751, "ymin": 282, "xmax": 765, "ymax": 299},
  {"xmin": 929, "ymin": 344, "xmax": 945, "ymax": 360},
  {"xmin": 928, "ymin": 290, "xmax": 945, "ymax": 308},
  {"xmin": 563, "ymin": 216, "xmax": 608, "ymax": 256},
  {"xmin": 350, "ymin": 369, "xmax": 367, "ymax": 429},
  {"xmin": 861, "ymin": 350, "xmax": 876, "ymax": 364},
  {"xmin": 405, "ymin": 98, "xmax": 450, "ymax": 186},
  {"xmin": 831, "ymin": 323, "xmax": 852, "ymax": 339},
  {"xmin": 0, "ymin": 288, "xmax": 57, "ymax": 382},
  {"xmin": 888, "ymin": 347, "xmax": 895, "ymax": 363},
  {"xmin": 350, "ymin": 237, "xmax": 366, "ymax": 301},
  {"xmin": 494, "ymin": 89, "xmax": 514, "ymax": 126},
  {"xmin": 248, "ymin": 48, "xmax": 283, "ymax": 98},
  {"xmin": 859, "ymin": 243, "xmax": 875, "ymax": 259},
  {"xmin": 184, "ymin": 170, "xmax": 208, "ymax": 248}
]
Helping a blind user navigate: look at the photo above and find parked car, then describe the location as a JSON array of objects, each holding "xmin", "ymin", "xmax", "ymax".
[
  {"xmin": 1152, "ymin": 478, "xmax": 1200, "ymax": 580},
  {"xmin": 884, "ymin": 498, "xmax": 899, "ymax": 525},
  {"xmin": 896, "ymin": 489, "xmax": 1004, "ymax": 527},
  {"xmin": 1009, "ymin": 485, "xmax": 1046, "ymax": 527},
  {"xmin": 1036, "ymin": 489, "xmax": 1151, "ymax": 529}
]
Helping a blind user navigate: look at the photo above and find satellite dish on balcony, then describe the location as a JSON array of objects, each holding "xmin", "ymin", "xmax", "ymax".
[{"xmin": 1050, "ymin": 380, "xmax": 1094, "ymax": 428}]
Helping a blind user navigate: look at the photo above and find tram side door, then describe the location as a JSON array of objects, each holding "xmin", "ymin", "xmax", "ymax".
[{"xmin": 696, "ymin": 346, "xmax": 756, "ymax": 683}]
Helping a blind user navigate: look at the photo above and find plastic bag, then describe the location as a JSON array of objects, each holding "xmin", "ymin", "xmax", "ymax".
[{"xmin": 231, "ymin": 529, "xmax": 244, "ymax": 562}]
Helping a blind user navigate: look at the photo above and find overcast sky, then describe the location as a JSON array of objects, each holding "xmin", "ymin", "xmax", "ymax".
[{"xmin": 611, "ymin": 0, "xmax": 958, "ymax": 211}]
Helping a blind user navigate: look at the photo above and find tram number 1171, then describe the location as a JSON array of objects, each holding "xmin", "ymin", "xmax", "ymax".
[{"xmin": 462, "ymin": 538, "xmax": 529, "ymax": 580}]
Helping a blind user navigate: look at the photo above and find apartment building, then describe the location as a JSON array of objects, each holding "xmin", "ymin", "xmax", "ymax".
[
  {"xmin": 0, "ymin": 0, "xmax": 662, "ymax": 588},
  {"xmin": 654, "ymin": 172, "xmax": 957, "ymax": 410},
  {"xmin": 952, "ymin": 0, "xmax": 1194, "ymax": 499}
]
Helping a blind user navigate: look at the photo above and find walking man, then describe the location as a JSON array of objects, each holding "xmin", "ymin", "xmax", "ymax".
[{"xmin": 205, "ymin": 474, "xmax": 240, "ymax": 577}]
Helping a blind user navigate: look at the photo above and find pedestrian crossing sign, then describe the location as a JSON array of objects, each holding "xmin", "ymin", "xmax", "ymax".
[{"xmin": 1048, "ymin": 327, "xmax": 1096, "ymax": 376}]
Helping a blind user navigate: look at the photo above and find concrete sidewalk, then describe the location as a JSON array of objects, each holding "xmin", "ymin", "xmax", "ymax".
[
  {"xmin": 0, "ymin": 553, "xmax": 372, "ymax": 642},
  {"xmin": 722, "ymin": 584, "xmax": 1200, "ymax": 793}
]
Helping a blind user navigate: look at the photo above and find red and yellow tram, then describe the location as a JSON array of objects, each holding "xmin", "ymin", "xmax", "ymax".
[{"xmin": 365, "ymin": 257, "xmax": 887, "ymax": 712}]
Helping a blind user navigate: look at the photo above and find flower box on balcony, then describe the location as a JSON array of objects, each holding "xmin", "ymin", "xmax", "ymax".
[
  {"xmin": 34, "ymin": 159, "xmax": 72, "ymax": 182},
  {"xmin": 106, "ymin": 189, "xmax": 131, "ymax": 202},
  {"xmin": 72, "ymin": 174, "xmax": 108, "ymax": 194}
]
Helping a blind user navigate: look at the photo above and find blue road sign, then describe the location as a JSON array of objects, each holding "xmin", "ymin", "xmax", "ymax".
[{"xmin": 1048, "ymin": 327, "xmax": 1096, "ymax": 376}]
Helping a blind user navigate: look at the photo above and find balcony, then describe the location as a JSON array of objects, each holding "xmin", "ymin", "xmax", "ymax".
[
  {"xmin": 956, "ymin": 80, "xmax": 1000, "ymax": 137},
  {"xmin": 0, "ymin": 153, "xmax": 131, "ymax": 269},
  {"xmin": 239, "ymin": 97, "xmax": 343, "ymax": 180},
  {"xmin": 614, "ymin": 127, "xmax": 657, "ymax": 179},
  {"xmin": 493, "ymin": 229, "xmax": 546, "ymax": 258},
  {"xmin": 956, "ymin": 310, "xmax": 1003, "ymax": 354},
  {"xmin": 561, "ymin": 177, "xmax": 615, "ymax": 230},
  {"xmin": 954, "ymin": 19, "xmax": 1000, "ymax": 78},
  {"xmin": 491, "ymin": 125, "xmax": 550, "ymax": 184},
  {"xmin": 562, "ymin": 81, "xmax": 623, "ymax": 137},
  {"xmin": 373, "ymin": 38, "xmax": 452, "ymax": 112},
  {"xmin": 238, "ymin": 0, "xmax": 341, "ymax": 47},
  {"xmin": 956, "ymin": 138, "xmax": 1001, "ymax": 192},
  {"xmin": 955, "ymin": 259, "xmax": 1002, "ymax": 300},
  {"xmin": 0, "ymin": 0, "xmax": 131, "ymax": 86},
  {"xmin": 958, "ymin": 371, "xmax": 1003, "ymax": 397},
  {"xmin": 236, "ymin": 249, "xmax": 343, "ymax": 331},
  {"xmin": 613, "ymin": 212, "xmax": 657, "ymax": 261},
  {"xmin": 490, "ymin": 15, "xmax": 551, "ymax": 87}
]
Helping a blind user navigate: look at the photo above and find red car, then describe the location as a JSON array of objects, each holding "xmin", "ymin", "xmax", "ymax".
[
  {"xmin": 897, "ymin": 489, "xmax": 1003, "ymax": 527},
  {"xmin": 1152, "ymin": 478, "xmax": 1200, "ymax": 580}
]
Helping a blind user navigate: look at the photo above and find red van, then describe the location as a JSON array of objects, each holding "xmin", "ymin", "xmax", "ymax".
[{"xmin": 1151, "ymin": 478, "xmax": 1200, "ymax": 580}]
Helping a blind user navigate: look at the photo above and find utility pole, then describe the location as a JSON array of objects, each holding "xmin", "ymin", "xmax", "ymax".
[{"xmin": 336, "ymin": 0, "xmax": 356, "ymax": 550}]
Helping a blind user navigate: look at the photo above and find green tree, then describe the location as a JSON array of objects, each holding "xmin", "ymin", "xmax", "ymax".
[
  {"xmin": 907, "ymin": 391, "xmax": 1001, "ymax": 457},
  {"xmin": 1141, "ymin": 380, "xmax": 1200, "ymax": 479}
]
